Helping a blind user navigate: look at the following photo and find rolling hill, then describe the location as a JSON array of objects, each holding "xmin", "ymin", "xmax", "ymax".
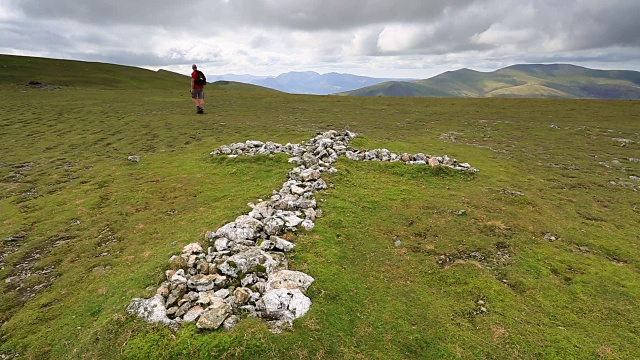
[
  {"xmin": 0, "ymin": 54, "xmax": 187, "ymax": 90},
  {"xmin": 209, "ymin": 80, "xmax": 282, "ymax": 93},
  {"xmin": 340, "ymin": 64, "xmax": 640, "ymax": 99},
  {"xmin": 0, "ymin": 54, "xmax": 275, "ymax": 92}
]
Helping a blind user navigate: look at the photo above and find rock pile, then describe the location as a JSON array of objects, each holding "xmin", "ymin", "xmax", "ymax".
[
  {"xmin": 212, "ymin": 130, "xmax": 478, "ymax": 173},
  {"xmin": 128, "ymin": 130, "xmax": 478, "ymax": 333},
  {"xmin": 26, "ymin": 80, "xmax": 61, "ymax": 90}
]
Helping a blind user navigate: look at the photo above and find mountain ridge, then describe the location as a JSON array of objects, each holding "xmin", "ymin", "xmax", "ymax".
[
  {"xmin": 340, "ymin": 64, "xmax": 640, "ymax": 99},
  {"xmin": 3, "ymin": 55, "xmax": 639, "ymax": 99},
  {"xmin": 208, "ymin": 71, "xmax": 414, "ymax": 95}
]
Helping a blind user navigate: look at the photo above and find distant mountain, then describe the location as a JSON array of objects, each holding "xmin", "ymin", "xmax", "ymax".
[
  {"xmin": 208, "ymin": 74, "xmax": 270, "ymax": 84},
  {"xmin": 209, "ymin": 71, "xmax": 413, "ymax": 95},
  {"xmin": 339, "ymin": 64, "xmax": 640, "ymax": 99}
]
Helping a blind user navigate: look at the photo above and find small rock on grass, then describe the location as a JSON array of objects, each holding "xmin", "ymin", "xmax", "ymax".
[{"xmin": 196, "ymin": 301, "xmax": 231, "ymax": 329}]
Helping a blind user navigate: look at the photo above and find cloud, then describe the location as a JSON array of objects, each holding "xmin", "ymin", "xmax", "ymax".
[
  {"xmin": 12, "ymin": 0, "xmax": 201, "ymax": 27},
  {"xmin": 2, "ymin": 0, "xmax": 639, "ymax": 77}
]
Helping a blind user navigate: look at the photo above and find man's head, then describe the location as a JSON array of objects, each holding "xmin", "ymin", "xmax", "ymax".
[{"xmin": 192, "ymin": 64, "xmax": 197, "ymax": 70}]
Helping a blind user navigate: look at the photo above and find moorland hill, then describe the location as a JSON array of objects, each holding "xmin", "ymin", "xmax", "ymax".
[
  {"xmin": 0, "ymin": 54, "xmax": 276, "ymax": 92},
  {"xmin": 340, "ymin": 64, "xmax": 640, "ymax": 99}
]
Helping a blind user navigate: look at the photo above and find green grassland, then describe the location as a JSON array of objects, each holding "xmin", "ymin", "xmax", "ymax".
[
  {"xmin": 0, "ymin": 55, "xmax": 188, "ymax": 89},
  {"xmin": 1, "ymin": 56, "xmax": 639, "ymax": 359}
]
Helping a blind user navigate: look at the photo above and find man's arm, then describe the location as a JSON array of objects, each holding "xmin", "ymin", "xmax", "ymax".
[{"xmin": 190, "ymin": 76, "xmax": 195, "ymax": 92}]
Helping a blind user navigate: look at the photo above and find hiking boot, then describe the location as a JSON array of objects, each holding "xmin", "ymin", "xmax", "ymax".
[{"xmin": 196, "ymin": 106, "xmax": 203, "ymax": 114}]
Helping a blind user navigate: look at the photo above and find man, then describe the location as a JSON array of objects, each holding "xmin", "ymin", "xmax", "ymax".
[{"xmin": 190, "ymin": 64, "xmax": 205, "ymax": 114}]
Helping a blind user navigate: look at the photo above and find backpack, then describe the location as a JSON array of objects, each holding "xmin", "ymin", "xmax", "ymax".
[{"xmin": 195, "ymin": 70, "xmax": 206, "ymax": 86}]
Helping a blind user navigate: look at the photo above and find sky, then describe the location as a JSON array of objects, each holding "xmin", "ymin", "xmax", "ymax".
[{"xmin": 1, "ymin": 0, "xmax": 640, "ymax": 79}]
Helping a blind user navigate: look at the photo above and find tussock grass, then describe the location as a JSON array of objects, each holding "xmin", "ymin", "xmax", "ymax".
[{"xmin": 0, "ymin": 59, "xmax": 639, "ymax": 359}]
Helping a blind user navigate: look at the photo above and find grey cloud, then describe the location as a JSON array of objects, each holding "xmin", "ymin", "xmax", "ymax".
[
  {"xmin": 350, "ymin": 28, "xmax": 384, "ymax": 56},
  {"xmin": 219, "ymin": 0, "xmax": 478, "ymax": 31},
  {"xmin": 213, "ymin": 0, "xmax": 640, "ymax": 53},
  {"xmin": 494, "ymin": 0, "xmax": 640, "ymax": 52},
  {"xmin": 249, "ymin": 34, "xmax": 272, "ymax": 49},
  {"xmin": 67, "ymin": 51, "xmax": 199, "ymax": 67},
  {"xmin": 567, "ymin": 1, "xmax": 640, "ymax": 50},
  {"xmin": 0, "ymin": 19, "xmax": 213, "ymax": 68},
  {"xmin": 0, "ymin": 19, "xmax": 75, "ymax": 52},
  {"xmin": 13, "ymin": 0, "xmax": 203, "ymax": 26},
  {"xmin": 12, "ymin": 0, "xmax": 478, "ymax": 30},
  {"xmin": 3, "ymin": 0, "xmax": 640, "ymax": 75},
  {"xmin": 403, "ymin": 5, "xmax": 498, "ymax": 55},
  {"xmin": 11, "ymin": 0, "xmax": 640, "ymax": 52},
  {"xmin": 509, "ymin": 49, "xmax": 640, "ymax": 66}
]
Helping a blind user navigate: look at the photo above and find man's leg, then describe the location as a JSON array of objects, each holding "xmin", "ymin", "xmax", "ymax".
[
  {"xmin": 191, "ymin": 92, "xmax": 201, "ymax": 113},
  {"xmin": 197, "ymin": 90, "xmax": 205, "ymax": 113}
]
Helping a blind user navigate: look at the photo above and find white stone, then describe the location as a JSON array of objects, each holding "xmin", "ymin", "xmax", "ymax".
[
  {"xmin": 182, "ymin": 243, "xmax": 203, "ymax": 255},
  {"xmin": 214, "ymin": 237, "xmax": 231, "ymax": 252},
  {"xmin": 266, "ymin": 270, "xmax": 314, "ymax": 292},
  {"xmin": 283, "ymin": 214, "xmax": 304, "ymax": 227},
  {"xmin": 259, "ymin": 288, "xmax": 311, "ymax": 321},
  {"xmin": 171, "ymin": 269, "xmax": 187, "ymax": 283},
  {"xmin": 182, "ymin": 305, "xmax": 204, "ymax": 322},
  {"xmin": 300, "ymin": 169, "xmax": 321, "ymax": 181},
  {"xmin": 223, "ymin": 315, "xmax": 240, "ymax": 331},
  {"xmin": 127, "ymin": 295, "xmax": 179, "ymax": 331},
  {"xmin": 291, "ymin": 185, "xmax": 306, "ymax": 195},
  {"xmin": 196, "ymin": 300, "xmax": 231, "ymax": 329},
  {"xmin": 263, "ymin": 217, "xmax": 285, "ymax": 235},
  {"xmin": 301, "ymin": 220, "xmax": 315, "ymax": 231},
  {"xmin": 214, "ymin": 288, "xmax": 230, "ymax": 299},
  {"xmin": 187, "ymin": 274, "xmax": 219, "ymax": 291},
  {"xmin": 272, "ymin": 236, "xmax": 296, "ymax": 252}
]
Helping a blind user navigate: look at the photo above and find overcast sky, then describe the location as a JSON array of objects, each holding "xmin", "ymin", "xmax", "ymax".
[{"xmin": 1, "ymin": 0, "xmax": 639, "ymax": 78}]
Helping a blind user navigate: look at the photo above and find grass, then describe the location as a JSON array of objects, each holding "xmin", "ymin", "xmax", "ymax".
[{"xmin": 0, "ymin": 57, "xmax": 639, "ymax": 359}]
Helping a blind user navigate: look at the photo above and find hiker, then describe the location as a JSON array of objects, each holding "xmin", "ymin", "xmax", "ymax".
[{"xmin": 190, "ymin": 64, "xmax": 206, "ymax": 114}]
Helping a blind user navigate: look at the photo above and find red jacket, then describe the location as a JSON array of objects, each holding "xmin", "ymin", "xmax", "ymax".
[{"xmin": 191, "ymin": 71, "xmax": 204, "ymax": 89}]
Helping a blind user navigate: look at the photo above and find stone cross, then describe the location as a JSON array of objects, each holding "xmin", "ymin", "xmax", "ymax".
[{"xmin": 128, "ymin": 130, "xmax": 478, "ymax": 333}]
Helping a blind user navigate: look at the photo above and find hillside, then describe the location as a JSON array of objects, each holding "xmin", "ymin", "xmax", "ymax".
[
  {"xmin": 0, "ymin": 54, "xmax": 186, "ymax": 90},
  {"xmin": 210, "ymin": 80, "xmax": 282, "ymax": 93},
  {"xmin": 0, "ymin": 55, "xmax": 274, "ymax": 92},
  {"xmin": 340, "ymin": 64, "xmax": 640, "ymax": 99}
]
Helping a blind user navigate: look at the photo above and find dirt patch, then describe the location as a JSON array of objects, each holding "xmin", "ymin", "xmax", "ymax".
[
  {"xmin": 1, "ymin": 231, "xmax": 65, "ymax": 327},
  {"xmin": 2, "ymin": 162, "xmax": 33, "ymax": 185},
  {"xmin": 437, "ymin": 242, "xmax": 513, "ymax": 285},
  {"xmin": 596, "ymin": 345, "xmax": 615, "ymax": 358},
  {"xmin": 25, "ymin": 81, "xmax": 62, "ymax": 91},
  {"xmin": 438, "ymin": 242, "xmax": 511, "ymax": 269},
  {"xmin": 4, "ymin": 243, "xmax": 58, "ymax": 302},
  {"xmin": 491, "ymin": 324, "xmax": 508, "ymax": 341}
]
